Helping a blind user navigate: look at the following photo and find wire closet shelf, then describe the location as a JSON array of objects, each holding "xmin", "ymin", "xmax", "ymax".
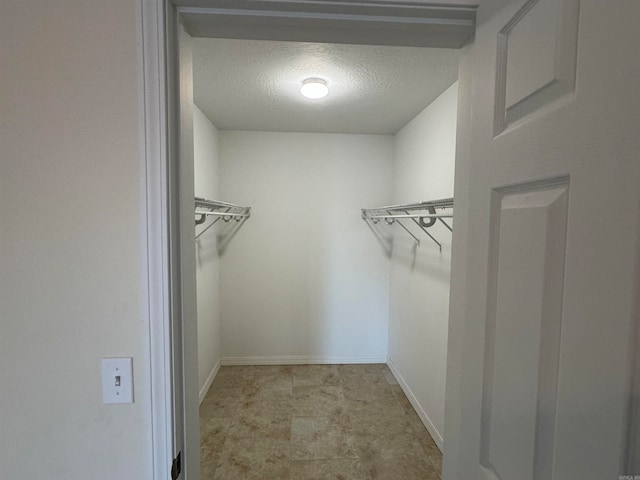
[
  {"xmin": 361, "ymin": 197, "xmax": 453, "ymax": 250},
  {"xmin": 195, "ymin": 196, "xmax": 251, "ymax": 240}
]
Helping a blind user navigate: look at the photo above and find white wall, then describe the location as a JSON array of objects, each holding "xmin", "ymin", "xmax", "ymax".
[
  {"xmin": 193, "ymin": 106, "xmax": 222, "ymax": 398},
  {"xmin": 218, "ymin": 131, "xmax": 394, "ymax": 363},
  {"xmin": 387, "ymin": 82, "xmax": 458, "ymax": 448},
  {"xmin": 0, "ymin": 1, "xmax": 151, "ymax": 479}
]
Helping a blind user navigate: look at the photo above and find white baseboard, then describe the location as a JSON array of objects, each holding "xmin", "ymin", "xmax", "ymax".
[
  {"xmin": 199, "ymin": 358, "xmax": 221, "ymax": 405},
  {"xmin": 387, "ymin": 356, "xmax": 444, "ymax": 452},
  {"xmin": 221, "ymin": 355, "xmax": 388, "ymax": 366}
]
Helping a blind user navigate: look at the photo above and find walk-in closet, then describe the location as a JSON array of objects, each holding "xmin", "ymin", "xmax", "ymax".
[{"xmin": 191, "ymin": 37, "xmax": 460, "ymax": 480}]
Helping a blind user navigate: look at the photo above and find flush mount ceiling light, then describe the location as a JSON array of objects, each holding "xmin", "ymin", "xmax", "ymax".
[{"xmin": 300, "ymin": 78, "xmax": 329, "ymax": 99}]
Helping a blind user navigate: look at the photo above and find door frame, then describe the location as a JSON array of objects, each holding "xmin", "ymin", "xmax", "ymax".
[{"xmin": 138, "ymin": 1, "xmax": 477, "ymax": 479}]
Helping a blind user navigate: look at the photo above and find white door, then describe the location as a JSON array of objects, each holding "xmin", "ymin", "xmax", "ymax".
[{"xmin": 444, "ymin": 1, "xmax": 640, "ymax": 479}]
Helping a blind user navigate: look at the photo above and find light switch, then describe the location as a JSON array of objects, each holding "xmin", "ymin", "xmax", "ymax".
[{"xmin": 102, "ymin": 357, "xmax": 134, "ymax": 404}]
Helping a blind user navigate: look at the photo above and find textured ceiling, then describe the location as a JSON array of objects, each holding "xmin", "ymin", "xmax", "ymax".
[{"xmin": 193, "ymin": 38, "xmax": 460, "ymax": 135}]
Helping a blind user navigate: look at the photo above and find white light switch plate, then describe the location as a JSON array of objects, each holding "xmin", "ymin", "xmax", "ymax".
[{"xmin": 102, "ymin": 357, "xmax": 134, "ymax": 404}]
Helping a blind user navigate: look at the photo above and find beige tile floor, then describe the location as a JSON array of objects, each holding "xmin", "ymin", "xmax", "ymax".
[{"xmin": 200, "ymin": 364, "xmax": 443, "ymax": 480}]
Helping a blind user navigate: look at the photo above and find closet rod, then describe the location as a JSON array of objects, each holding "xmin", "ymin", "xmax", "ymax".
[
  {"xmin": 199, "ymin": 211, "xmax": 250, "ymax": 218},
  {"xmin": 366, "ymin": 197, "xmax": 453, "ymax": 212},
  {"xmin": 361, "ymin": 197, "xmax": 453, "ymax": 251},
  {"xmin": 195, "ymin": 196, "xmax": 247, "ymax": 211},
  {"xmin": 366, "ymin": 213, "xmax": 453, "ymax": 220},
  {"xmin": 195, "ymin": 196, "xmax": 251, "ymax": 239}
]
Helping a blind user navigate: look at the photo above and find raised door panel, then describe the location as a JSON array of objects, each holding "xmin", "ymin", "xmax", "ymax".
[
  {"xmin": 495, "ymin": 0, "xmax": 579, "ymax": 133},
  {"xmin": 481, "ymin": 180, "xmax": 569, "ymax": 480}
]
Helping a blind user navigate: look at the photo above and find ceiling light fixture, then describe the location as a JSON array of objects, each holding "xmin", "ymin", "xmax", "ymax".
[{"xmin": 300, "ymin": 78, "xmax": 329, "ymax": 99}]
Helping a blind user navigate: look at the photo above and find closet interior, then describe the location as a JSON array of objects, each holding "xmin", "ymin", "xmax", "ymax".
[{"xmin": 191, "ymin": 37, "xmax": 460, "ymax": 480}]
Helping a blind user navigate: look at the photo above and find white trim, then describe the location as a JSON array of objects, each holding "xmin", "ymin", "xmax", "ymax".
[
  {"xmin": 387, "ymin": 356, "xmax": 444, "ymax": 452},
  {"xmin": 199, "ymin": 359, "xmax": 221, "ymax": 404},
  {"xmin": 177, "ymin": 1, "xmax": 476, "ymax": 48},
  {"xmin": 221, "ymin": 355, "xmax": 388, "ymax": 366},
  {"xmin": 143, "ymin": 3, "xmax": 477, "ymax": 477},
  {"xmin": 139, "ymin": 1, "xmax": 174, "ymax": 479},
  {"xmin": 180, "ymin": 6, "xmax": 474, "ymax": 25}
]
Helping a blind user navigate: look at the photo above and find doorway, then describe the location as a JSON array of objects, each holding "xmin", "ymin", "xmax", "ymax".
[
  {"xmin": 190, "ymin": 34, "xmax": 460, "ymax": 480},
  {"xmin": 139, "ymin": 2, "xmax": 477, "ymax": 479}
]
